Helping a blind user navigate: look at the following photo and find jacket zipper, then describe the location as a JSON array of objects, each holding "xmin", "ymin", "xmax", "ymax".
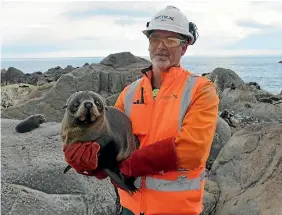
[{"xmin": 140, "ymin": 77, "xmax": 166, "ymax": 214}]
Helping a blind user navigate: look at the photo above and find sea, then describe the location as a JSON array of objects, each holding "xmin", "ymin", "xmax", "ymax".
[{"xmin": 1, "ymin": 55, "xmax": 282, "ymax": 94}]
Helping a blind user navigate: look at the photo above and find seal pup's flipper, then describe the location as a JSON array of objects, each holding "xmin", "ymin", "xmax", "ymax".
[{"xmin": 103, "ymin": 168, "xmax": 139, "ymax": 195}]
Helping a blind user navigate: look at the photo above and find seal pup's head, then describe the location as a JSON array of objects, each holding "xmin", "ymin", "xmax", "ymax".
[
  {"xmin": 31, "ymin": 114, "xmax": 46, "ymax": 124},
  {"xmin": 61, "ymin": 91, "xmax": 108, "ymax": 146},
  {"xmin": 63, "ymin": 91, "xmax": 107, "ymax": 126}
]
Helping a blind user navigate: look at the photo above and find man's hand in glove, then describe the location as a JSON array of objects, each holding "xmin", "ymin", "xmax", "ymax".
[
  {"xmin": 118, "ymin": 137, "xmax": 180, "ymax": 177},
  {"xmin": 63, "ymin": 142, "xmax": 108, "ymax": 179}
]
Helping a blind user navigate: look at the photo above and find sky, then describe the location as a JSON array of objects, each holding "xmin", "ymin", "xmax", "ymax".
[{"xmin": 1, "ymin": 0, "xmax": 282, "ymax": 58}]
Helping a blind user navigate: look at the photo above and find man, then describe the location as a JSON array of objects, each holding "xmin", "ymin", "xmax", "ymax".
[{"xmin": 64, "ymin": 5, "xmax": 219, "ymax": 215}]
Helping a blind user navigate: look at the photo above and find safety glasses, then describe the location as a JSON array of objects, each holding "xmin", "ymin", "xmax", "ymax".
[{"xmin": 148, "ymin": 35, "xmax": 187, "ymax": 48}]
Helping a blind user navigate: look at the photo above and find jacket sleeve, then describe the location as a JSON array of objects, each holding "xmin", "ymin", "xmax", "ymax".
[{"xmin": 175, "ymin": 78, "xmax": 219, "ymax": 170}]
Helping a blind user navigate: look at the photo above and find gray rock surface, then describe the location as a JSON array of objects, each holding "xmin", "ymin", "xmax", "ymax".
[
  {"xmin": 1, "ymin": 118, "xmax": 117, "ymax": 215},
  {"xmin": 210, "ymin": 122, "xmax": 282, "ymax": 215}
]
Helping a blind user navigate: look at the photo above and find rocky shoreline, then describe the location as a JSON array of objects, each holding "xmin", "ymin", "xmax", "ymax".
[{"xmin": 1, "ymin": 52, "xmax": 282, "ymax": 215}]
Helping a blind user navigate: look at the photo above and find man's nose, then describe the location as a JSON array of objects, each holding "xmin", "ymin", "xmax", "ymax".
[{"xmin": 157, "ymin": 40, "xmax": 167, "ymax": 49}]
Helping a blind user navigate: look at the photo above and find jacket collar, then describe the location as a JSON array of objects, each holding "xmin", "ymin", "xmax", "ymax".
[{"xmin": 141, "ymin": 64, "xmax": 185, "ymax": 87}]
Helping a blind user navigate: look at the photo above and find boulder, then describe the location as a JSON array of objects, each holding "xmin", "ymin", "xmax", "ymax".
[
  {"xmin": 100, "ymin": 51, "xmax": 149, "ymax": 69},
  {"xmin": 206, "ymin": 67, "xmax": 245, "ymax": 98},
  {"xmin": 1, "ymin": 118, "xmax": 117, "ymax": 215},
  {"xmin": 210, "ymin": 122, "xmax": 282, "ymax": 215},
  {"xmin": 1, "ymin": 67, "xmax": 25, "ymax": 85}
]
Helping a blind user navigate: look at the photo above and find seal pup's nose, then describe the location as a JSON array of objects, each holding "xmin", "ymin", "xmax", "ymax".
[{"xmin": 84, "ymin": 102, "xmax": 93, "ymax": 109}]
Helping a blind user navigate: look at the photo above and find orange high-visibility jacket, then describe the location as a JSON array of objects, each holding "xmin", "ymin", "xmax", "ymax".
[{"xmin": 114, "ymin": 65, "xmax": 219, "ymax": 215}]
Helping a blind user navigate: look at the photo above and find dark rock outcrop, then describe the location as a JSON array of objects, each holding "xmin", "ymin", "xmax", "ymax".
[
  {"xmin": 1, "ymin": 65, "xmax": 77, "ymax": 86},
  {"xmin": 1, "ymin": 67, "xmax": 25, "ymax": 85}
]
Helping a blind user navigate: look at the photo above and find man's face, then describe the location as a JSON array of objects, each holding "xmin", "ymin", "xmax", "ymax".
[{"xmin": 148, "ymin": 30, "xmax": 188, "ymax": 71}]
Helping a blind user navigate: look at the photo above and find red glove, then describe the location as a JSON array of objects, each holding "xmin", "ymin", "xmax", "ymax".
[
  {"xmin": 63, "ymin": 142, "xmax": 108, "ymax": 179},
  {"xmin": 118, "ymin": 137, "xmax": 179, "ymax": 177}
]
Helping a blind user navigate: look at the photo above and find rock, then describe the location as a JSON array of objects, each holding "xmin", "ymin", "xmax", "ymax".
[
  {"xmin": 206, "ymin": 117, "xmax": 231, "ymax": 171},
  {"xmin": 1, "ymin": 65, "xmax": 77, "ymax": 86},
  {"xmin": 1, "ymin": 52, "xmax": 150, "ymax": 122},
  {"xmin": 210, "ymin": 122, "xmax": 282, "ymax": 215},
  {"xmin": 21, "ymin": 82, "xmax": 55, "ymax": 102},
  {"xmin": 1, "ymin": 118, "xmax": 117, "ymax": 215},
  {"xmin": 220, "ymin": 83, "xmax": 282, "ymax": 127},
  {"xmin": 100, "ymin": 51, "xmax": 149, "ymax": 69},
  {"xmin": 106, "ymin": 93, "xmax": 120, "ymax": 106},
  {"xmin": 278, "ymin": 60, "xmax": 282, "ymax": 63},
  {"xmin": 206, "ymin": 67, "xmax": 245, "ymax": 98},
  {"xmin": 1, "ymin": 67, "xmax": 25, "ymax": 85},
  {"xmin": 1, "ymin": 84, "xmax": 36, "ymax": 110},
  {"xmin": 201, "ymin": 180, "xmax": 220, "ymax": 215},
  {"xmin": 43, "ymin": 65, "xmax": 76, "ymax": 83}
]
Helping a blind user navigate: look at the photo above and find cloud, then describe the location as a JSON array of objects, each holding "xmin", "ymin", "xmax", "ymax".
[
  {"xmin": 64, "ymin": 8, "xmax": 151, "ymax": 19},
  {"xmin": 235, "ymin": 20, "xmax": 274, "ymax": 30},
  {"xmin": 1, "ymin": 1, "xmax": 282, "ymax": 58},
  {"xmin": 221, "ymin": 29, "xmax": 282, "ymax": 50}
]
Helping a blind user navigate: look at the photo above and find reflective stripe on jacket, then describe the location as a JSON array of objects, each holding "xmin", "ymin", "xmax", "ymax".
[{"xmin": 114, "ymin": 65, "xmax": 219, "ymax": 215}]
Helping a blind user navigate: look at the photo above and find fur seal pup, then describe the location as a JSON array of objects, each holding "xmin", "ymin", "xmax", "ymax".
[
  {"xmin": 61, "ymin": 90, "xmax": 139, "ymax": 194},
  {"xmin": 15, "ymin": 114, "xmax": 46, "ymax": 133}
]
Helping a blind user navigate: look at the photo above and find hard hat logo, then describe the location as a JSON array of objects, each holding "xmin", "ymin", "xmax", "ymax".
[
  {"xmin": 143, "ymin": 5, "xmax": 199, "ymax": 45},
  {"xmin": 155, "ymin": 15, "xmax": 174, "ymax": 21}
]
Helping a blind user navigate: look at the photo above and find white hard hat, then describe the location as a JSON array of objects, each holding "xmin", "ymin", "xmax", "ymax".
[{"xmin": 143, "ymin": 5, "xmax": 195, "ymax": 45}]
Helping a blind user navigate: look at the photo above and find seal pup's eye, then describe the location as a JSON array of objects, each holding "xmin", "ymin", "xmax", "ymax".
[
  {"xmin": 94, "ymin": 100, "xmax": 100, "ymax": 106},
  {"xmin": 73, "ymin": 101, "xmax": 80, "ymax": 108},
  {"xmin": 94, "ymin": 100, "xmax": 103, "ymax": 111}
]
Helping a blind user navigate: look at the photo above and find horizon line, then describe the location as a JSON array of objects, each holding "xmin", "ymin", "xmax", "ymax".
[{"xmin": 1, "ymin": 54, "xmax": 282, "ymax": 60}]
